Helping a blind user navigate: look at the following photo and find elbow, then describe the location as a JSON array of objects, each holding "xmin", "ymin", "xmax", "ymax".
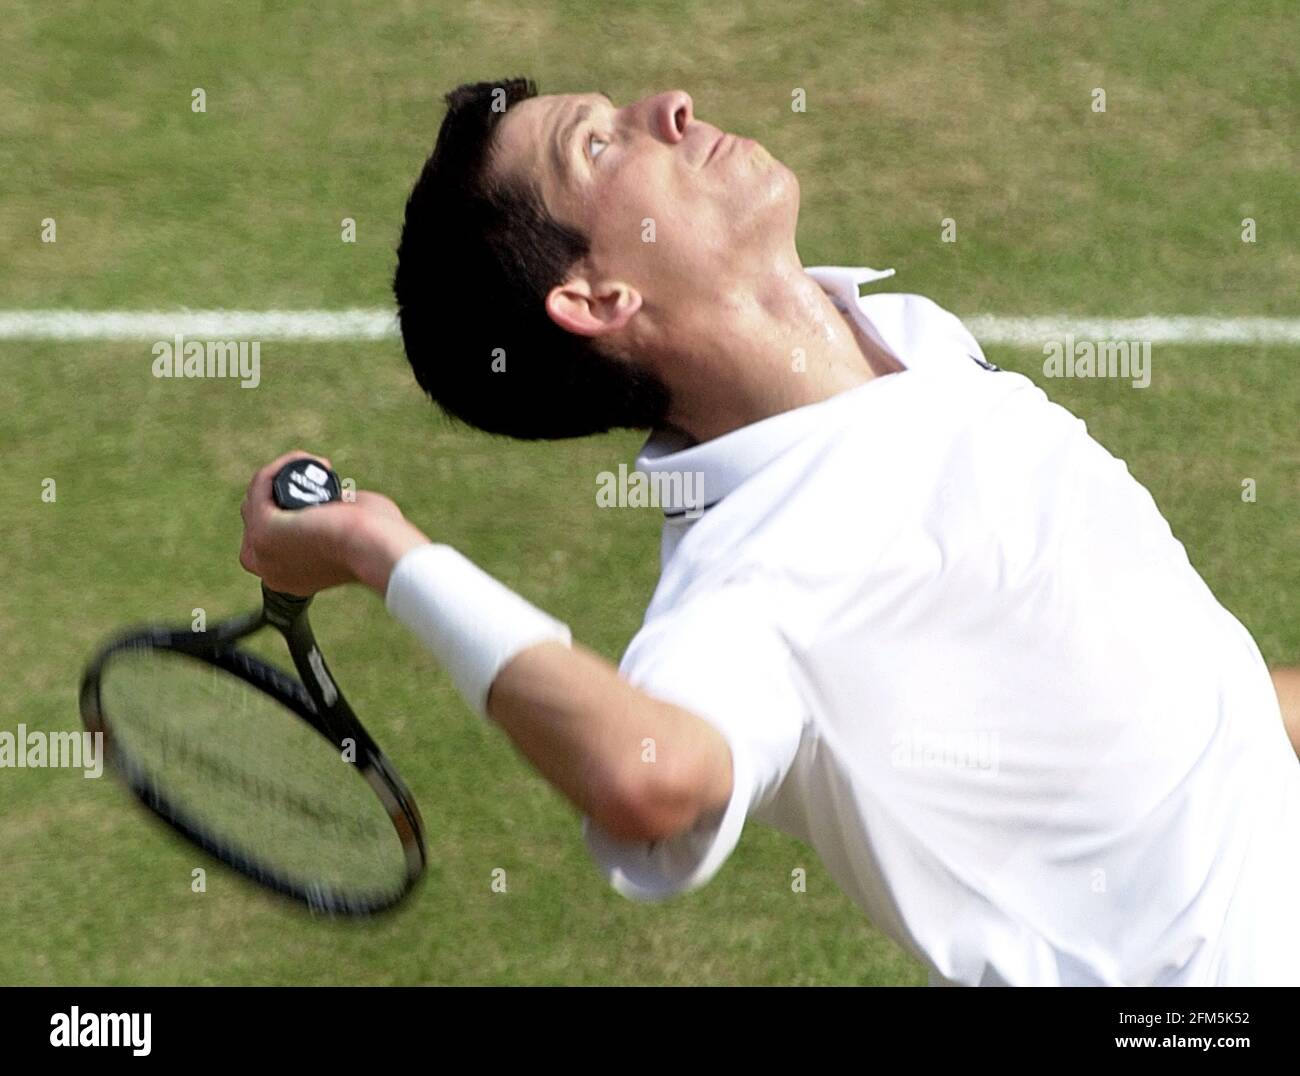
[
  {"xmin": 594, "ymin": 753, "xmax": 732, "ymax": 844},
  {"xmin": 593, "ymin": 777, "xmax": 697, "ymax": 844},
  {"xmin": 630, "ymin": 791, "xmax": 706, "ymax": 845}
]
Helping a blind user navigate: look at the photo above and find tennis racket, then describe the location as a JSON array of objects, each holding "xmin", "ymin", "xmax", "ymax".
[{"xmin": 80, "ymin": 457, "xmax": 426, "ymax": 916}]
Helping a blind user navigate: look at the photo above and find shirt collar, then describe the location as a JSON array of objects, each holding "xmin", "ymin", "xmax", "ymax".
[
  {"xmin": 804, "ymin": 264, "xmax": 896, "ymax": 309},
  {"xmin": 635, "ymin": 266, "xmax": 895, "ymax": 517}
]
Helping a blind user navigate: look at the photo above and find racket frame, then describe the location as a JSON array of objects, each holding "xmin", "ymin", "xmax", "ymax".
[{"xmin": 80, "ymin": 590, "xmax": 426, "ymax": 917}]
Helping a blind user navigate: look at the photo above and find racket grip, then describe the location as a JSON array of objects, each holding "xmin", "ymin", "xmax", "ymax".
[
  {"xmin": 263, "ymin": 457, "xmax": 344, "ymax": 612},
  {"xmin": 262, "ymin": 584, "xmax": 312, "ymax": 627}
]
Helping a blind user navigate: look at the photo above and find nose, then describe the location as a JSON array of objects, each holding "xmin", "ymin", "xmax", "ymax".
[{"xmin": 643, "ymin": 90, "xmax": 693, "ymax": 143}]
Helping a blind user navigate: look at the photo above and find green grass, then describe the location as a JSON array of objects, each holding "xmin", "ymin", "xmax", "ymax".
[{"xmin": 0, "ymin": 0, "xmax": 1295, "ymax": 984}]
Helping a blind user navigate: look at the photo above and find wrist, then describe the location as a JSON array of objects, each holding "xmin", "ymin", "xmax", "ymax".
[
  {"xmin": 348, "ymin": 512, "xmax": 430, "ymax": 596},
  {"xmin": 383, "ymin": 544, "xmax": 572, "ymax": 719}
]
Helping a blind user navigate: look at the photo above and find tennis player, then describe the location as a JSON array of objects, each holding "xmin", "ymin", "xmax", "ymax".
[{"xmin": 239, "ymin": 80, "xmax": 1300, "ymax": 986}]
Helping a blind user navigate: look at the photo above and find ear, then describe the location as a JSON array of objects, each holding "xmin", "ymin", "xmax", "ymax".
[{"xmin": 545, "ymin": 275, "xmax": 642, "ymax": 338}]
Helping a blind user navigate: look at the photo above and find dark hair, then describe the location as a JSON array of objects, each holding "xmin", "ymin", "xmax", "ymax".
[{"xmin": 393, "ymin": 78, "xmax": 670, "ymax": 440}]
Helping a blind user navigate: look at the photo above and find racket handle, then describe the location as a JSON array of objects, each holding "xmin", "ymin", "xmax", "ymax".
[
  {"xmin": 262, "ymin": 584, "xmax": 313, "ymax": 626},
  {"xmin": 263, "ymin": 457, "xmax": 344, "ymax": 614}
]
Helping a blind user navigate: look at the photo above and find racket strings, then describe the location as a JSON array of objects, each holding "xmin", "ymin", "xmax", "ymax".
[
  {"xmin": 122, "ymin": 704, "xmax": 387, "ymax": 840},
  {"xmin": 98, "ymin": 648, "xmax": 408, "ymax": 897}
]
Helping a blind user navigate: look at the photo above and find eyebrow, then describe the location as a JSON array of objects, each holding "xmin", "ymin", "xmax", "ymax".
[{"xmin": 550, "ymin": 93, "xmax": 615, "ymax": 187}]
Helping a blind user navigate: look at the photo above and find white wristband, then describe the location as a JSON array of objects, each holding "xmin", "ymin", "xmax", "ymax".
[{"xmin": 384, "ymin": 543, "xmax": 571, "ymax": 719}]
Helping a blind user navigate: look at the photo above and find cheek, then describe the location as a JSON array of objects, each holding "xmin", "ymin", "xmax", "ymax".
[
  {"xmin": 591, "ymin": 169, "xmax": 690, "ymax": 266},
  {"xmin": 590, "ymin": 157, "xmax": 739, "ymax": 284},
  {"xmin": 587, "ymin": 178, "xmax": 650, "ymax": 255}
]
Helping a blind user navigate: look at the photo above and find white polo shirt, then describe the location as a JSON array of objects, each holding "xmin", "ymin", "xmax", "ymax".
[{"xmin": 581, "ymin": 265, "xmax": 1300, "ymax": 986}]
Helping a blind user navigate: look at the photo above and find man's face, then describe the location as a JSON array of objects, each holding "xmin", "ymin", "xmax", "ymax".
[{"xmin": 491, "ymin": 89, "xmax": 798, "ymax": 320}]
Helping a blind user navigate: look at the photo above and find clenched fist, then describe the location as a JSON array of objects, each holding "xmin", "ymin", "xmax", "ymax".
[{"xmin": 239, "ymin": 450, "xmax": 429, "ymax": 597}]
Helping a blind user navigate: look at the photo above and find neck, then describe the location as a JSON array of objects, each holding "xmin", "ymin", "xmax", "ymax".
[{"xmin": 650, "ymin": 254, "xmax": 893, "ymax": 444}]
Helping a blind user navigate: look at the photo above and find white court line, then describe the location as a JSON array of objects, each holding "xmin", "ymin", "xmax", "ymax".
[
  {"xmin": 0, "ymin": 309, "xmax": 397, "ymax": 341},
  {"xmin": 1, "ymin": 310, "xmax": 1299, "ymax": 345},
  {"xmin": 964, "ymin": 316, "xmax": 1300, "ymax": 347}
]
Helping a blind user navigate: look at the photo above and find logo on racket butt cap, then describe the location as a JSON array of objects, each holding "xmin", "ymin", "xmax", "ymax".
[{"xmin": 272, "ymin": 459, "xmax": 341, "ymax": 510}]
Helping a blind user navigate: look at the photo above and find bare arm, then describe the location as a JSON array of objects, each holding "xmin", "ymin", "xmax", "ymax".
[
  {"xmin": 1271, "ymin": 666, "xmax": 1300, "ymax": 758},
  {"xmin": 344, "ymin": 504, "xmax": 735, "ymax": 843},
  {"xmin": 487, "ymin": 642, "xmax": 734, "ymax": 842}
]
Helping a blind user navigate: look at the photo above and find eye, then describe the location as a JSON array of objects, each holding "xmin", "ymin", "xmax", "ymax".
[{"xmin": 587, "ymin": 131, "xmax": 610, "ymax": 160}]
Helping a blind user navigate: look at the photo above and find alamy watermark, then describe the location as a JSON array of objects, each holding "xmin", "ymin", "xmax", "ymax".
[
  {"xmin": 152, "ymin": 334, "xmax": 260, "ymax": 388},
  {"xmin": 1042, "ymin": 335, "xmax": 1151, "ymax": 388},
  {"xmin": 890, "ymin": 723, "xmax": 999, "ymax": 775},
  {"xmin": 1, "ymin": 725, "xmax": 103, "ymax": 778},
  {"xmin": 595, "ymin": 464, "xmax": 706, "ymax": 519},
  {"xmin": 50, "ymin": 1007, "xmax": 150, "ymax": 1056}
]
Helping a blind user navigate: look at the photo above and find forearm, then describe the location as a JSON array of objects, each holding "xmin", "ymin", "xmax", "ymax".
[
  {"xmin": 1271, "ymin": 666, "xmax": 1300, "ymax": 758},
  {"xmin": 487, "ymin": 641, "xmax": 733, "ymax": 841},
  {"xmin": 353, "ymin": 515, "xmax": 733, "ymax": 841},
  {"xmin": 348, "ymin": 511, "xmax": 431, "ymax": 594}
]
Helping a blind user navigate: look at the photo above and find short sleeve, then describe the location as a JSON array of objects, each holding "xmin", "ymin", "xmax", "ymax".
[{"xmin": 582, "ymin": 585, "xmax": 807, "ymax": 901}]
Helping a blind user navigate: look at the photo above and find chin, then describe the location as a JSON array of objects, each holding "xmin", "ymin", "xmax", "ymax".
[
  {"xmin": 755, "ymin": 154, "xmax": 799, "ymax": 222},
  {"xmin": 721, "ymin": 148, "xmax": 799, "ymax": 239}
]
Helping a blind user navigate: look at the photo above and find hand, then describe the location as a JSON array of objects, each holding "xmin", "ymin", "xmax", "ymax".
[{"xmin": 239, "ymin": 450, "xmax": 429, "ymax": 597}]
